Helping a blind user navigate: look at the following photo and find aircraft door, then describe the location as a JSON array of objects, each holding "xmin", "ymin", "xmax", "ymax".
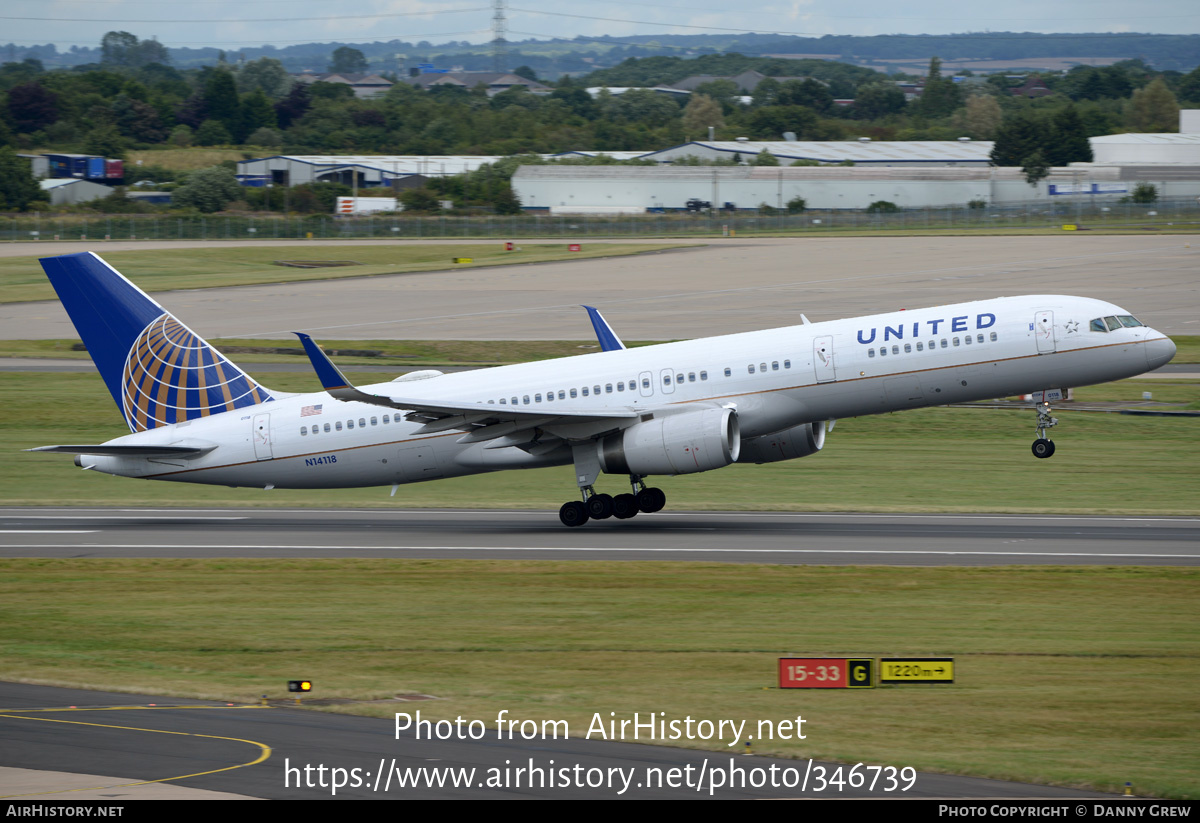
[
  {"xmin": 639, "ymin": 371, "xmax": 653, "ymax": 398},
  {"xmin": 659, "ymin": 368, "xmax": 675, "ymax": 394},
  {"xmin": 252, "ymin": 413, "xmax": 273, "ymax": 460},
  {"xmin": 1035, "ymin": 311, "xmax": 1056, "ymax": 354},
  {"xmin": 814, "ymin": 335, "xmax": 836, "ymax": 383}
]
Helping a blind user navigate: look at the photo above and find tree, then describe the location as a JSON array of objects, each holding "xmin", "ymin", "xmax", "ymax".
[
  {"xmin": 778, "ymin": 78, "xmax": 833, "ymax": 113},
  {"xmin": 960, "ymin": 95, "xmax": 1002, "ymax": 140},
  {"xmin": 786, "ymin": 196, "xmax": 806, "ymax": 213},
  {"xmin": 100, "ymin": 31, "xmax": 140, "ymax": 66},
  {"xmin": 173, "ymin": 166, "xmax": 242, "ymax": 212},
  {"xmin": 752, "ymin": 148, "xmax": 780, "ymax": 166},
  {"xmin": 512, "ymin": 65, "xmax": 538, "ymax": 82},
  {"xmin": 6, "ymin": 82, "xmax": 58, "ymax": 133},
  {"xmin": 1130, "ymin": 183, "xmax": 1158, "ymax": 204},
  {"xmin": 1125, "ymin": 77, "xmax": 1179, "ymax": 132},
  {"xmin": 1047, "ymin": 106, "xmax": 1093, "ymax": 166},
  {"xmin": 681, "ymin": 93, "xmax": 723, "ymax": 138},
  {"xmin": 990, "ymin": 112, "xmax": 1049, "ymax": 167},
  {"xmin": 329, "ymin": 46, "xmax": 368, "ymax": 75},
  {"xmin": 1178, "ymin": 65, "xmax": 1200, "ymax": 105},
  {"xmin": 0, "ymin": 147, "xmax": 41, "ymax": 211},
  {"xmin": 1021, "ymin": 150, "xmax": 1050, "ymax": 187},
  {"xmin": 83, "ymin": 124, "xmax": 128, "ymax": 158},
  {"xmin": 203, "ymin": 69, "xmax": 242, "ymax": 139},
  {"xmin": 195, "ymin": 119, "xmax": 232, "ymax": 146},
  {"xmin": 916, "ymin": 57, "xmax": 963, "ymax": 119},
  {"xmin": 398, "ymin": 187, "xmax": 442, "ymax": 213},
  {"xmin": 853, "ymin": 83, "xmax": 905, "ymax": 119},
  {"xmin": 237, "ymin": 58, "xmax": 293, "ymax": 99}
]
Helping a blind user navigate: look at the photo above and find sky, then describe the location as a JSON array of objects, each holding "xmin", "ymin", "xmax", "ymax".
[{"xmin": 2, "ymin": 0, "xmax": 1198, "ymax": 50}]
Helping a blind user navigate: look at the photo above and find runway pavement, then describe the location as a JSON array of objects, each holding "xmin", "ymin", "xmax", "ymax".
[
  {"xmin": 1, "ymin": 508, "xmax": 1196, "ymax": 565},
  {"xmin": 2, "ymin": 236, "xmax": 1197, "ymax": 340},
  {"xmin": 0, "ymin": 681, "xmax": 1114, "ymax": 800}
]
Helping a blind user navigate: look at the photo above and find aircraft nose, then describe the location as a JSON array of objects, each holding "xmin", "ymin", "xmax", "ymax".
[{"xmin": 1144, "ymin": 334, "xmax": 1176, "ymax": 371}]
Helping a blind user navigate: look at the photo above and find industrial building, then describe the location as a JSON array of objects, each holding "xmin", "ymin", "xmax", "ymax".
[
  {"xmin": 643, "ymin": 140, "xmax": 995, "ymax": 167},
  {"xmin": 39, "ymin": 179, "xmax": 113, "ymax": 206},
  {"xmin": 512, "ymin": 163, "xmax": 1200, "ymax": 213},
  {"xmin": 235, "ymin": 155, "xmax": 509, "ymax": 187}
]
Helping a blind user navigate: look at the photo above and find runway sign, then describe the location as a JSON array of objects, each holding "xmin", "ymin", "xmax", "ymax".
[
  {"xmin": 779, "ymin": 658, "xmax": 874, "ymax": 689},
  {"xmin": 879, "ymin": 658, "xmax": 954, "ymax": 683}
]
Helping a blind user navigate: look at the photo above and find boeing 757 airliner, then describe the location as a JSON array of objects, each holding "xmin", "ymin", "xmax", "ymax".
[{"xmin": 30, "ymin": 252, "xmax": 1176, "ymax": 526}]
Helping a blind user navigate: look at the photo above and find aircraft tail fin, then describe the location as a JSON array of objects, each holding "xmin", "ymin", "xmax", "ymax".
[{"xmin": 40, "ymin": 252, "xmax": 273, "ymax": 432}]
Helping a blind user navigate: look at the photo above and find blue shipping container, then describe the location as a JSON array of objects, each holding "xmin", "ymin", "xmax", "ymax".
[{"xmin": 87, "ymin": 157, "xmax": 106, "ymax": 179}]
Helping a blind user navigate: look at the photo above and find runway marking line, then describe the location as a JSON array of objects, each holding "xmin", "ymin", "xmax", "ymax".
[{"xmin": 0, "ymin": 705, "xmax": 271, "ymax": 799}]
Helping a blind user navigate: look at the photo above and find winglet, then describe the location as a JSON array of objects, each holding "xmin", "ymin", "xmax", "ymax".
[
  {"xmin": 582, "ymin": 305, "xmax": 626, "ymax": 351},
  {"xmin": 294, "ymin": 332, "xmax": 353, "ymax": 391}
]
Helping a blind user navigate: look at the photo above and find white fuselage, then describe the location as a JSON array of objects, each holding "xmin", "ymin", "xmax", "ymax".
[{"xmin": 81, "ymin": 295, "xmax": 1174, "ymax": 489}]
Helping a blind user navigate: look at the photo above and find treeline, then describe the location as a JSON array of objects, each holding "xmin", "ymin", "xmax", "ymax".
[{"xmin": 3, "ymin": 36, "xmax": 1199, "ymax": 214}]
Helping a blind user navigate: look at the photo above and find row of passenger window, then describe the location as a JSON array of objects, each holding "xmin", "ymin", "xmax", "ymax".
[
  {"xmin": 301, "ymin": 414, "xmax": 393, "ymax": 436},
  {"xmin": 868, "ymin": 332, "xmax": 998, "ymax": 358},
  {"xmin": 744, "ymin": 360, "xmax": 792, "ymax": 375},
  {"xmin": 487, "ymin": 370, "xmax": 713, "ymax": 406}
]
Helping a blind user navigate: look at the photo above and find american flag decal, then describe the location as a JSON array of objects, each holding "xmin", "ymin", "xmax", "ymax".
[{"xmin": 301, "ymin": 404, "xmax": 323, "ymax": 417}]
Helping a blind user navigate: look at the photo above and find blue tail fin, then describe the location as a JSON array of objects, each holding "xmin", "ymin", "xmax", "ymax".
[{"xmin": 40, "ymin": 252, "xmax": 273, "ymax": 432}]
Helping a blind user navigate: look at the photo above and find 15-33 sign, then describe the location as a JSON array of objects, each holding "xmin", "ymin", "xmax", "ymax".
[{"xmin": 779, "ymin": 658, "xmax": 874, "ymax": 689}]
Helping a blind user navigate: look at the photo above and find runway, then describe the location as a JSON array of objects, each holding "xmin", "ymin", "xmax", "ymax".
[
  {"xmin": 2, "ymin": 508, "xmax": 1196, "ymax": 565},
  {"xmin": 2, "ymin": 236, "xmax": 1197, "ymax": 340},
  {"xmin": 0, "ymin": 681, "xmax": 1113, "ymax": 800}
]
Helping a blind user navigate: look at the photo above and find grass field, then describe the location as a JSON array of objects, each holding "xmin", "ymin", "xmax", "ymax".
[
  {"xmin": 0, "ymin": 244, "xmax": 689, "ymax": 305},
  {"xmin": 0, "ymin": 559, "xmax": 1195, "ymax": 798}
]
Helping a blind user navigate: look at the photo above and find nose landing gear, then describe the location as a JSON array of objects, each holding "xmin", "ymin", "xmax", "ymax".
[{"xmin": 1032, "ymin": 401, "xmax": 1058, "ymax": 459}]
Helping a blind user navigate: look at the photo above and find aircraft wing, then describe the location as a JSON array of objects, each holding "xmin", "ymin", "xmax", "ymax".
[{"xmin": 295, "ymin": 333, "xmax": 639, "ymax": 441}]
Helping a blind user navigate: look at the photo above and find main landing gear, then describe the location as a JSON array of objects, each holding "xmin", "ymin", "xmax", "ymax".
[
  {"xmin": 1031, "ymin": 400, "xmax": 1058, "ymax": 459},
  {"xmin": 558, "ymin": 476, "xmax": 667, "ymax": 527}
]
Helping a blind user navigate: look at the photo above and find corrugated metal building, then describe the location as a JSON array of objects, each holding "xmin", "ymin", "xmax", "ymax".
[
  {"xmin": 236, "ymin": 155, "xmax": 514, "ymax": 187},
  {"xmin": 643, "ymin": 140, "xmax": 995, "ymax": 167},
  {"xmin": 513, "ymin": 164, "xmax": 1200, "ymax": 212},
  {"xmin": 39, "ymin": 178, "xmax": 112, "ymax": 205}
]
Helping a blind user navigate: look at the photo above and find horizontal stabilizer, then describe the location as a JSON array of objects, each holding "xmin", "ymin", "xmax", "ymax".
[{"xmin": 28, "ymin": 441, "xmax": 217, "ymax": 458}]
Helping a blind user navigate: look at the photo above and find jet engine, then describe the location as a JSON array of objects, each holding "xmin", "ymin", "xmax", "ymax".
[
  {"xmin": 737, "ymin": 421, "xmax": 827, "ymax": 464},
  {"xmin": 597, "ymin": 407, "xmax": 740, "ymax": 476}
]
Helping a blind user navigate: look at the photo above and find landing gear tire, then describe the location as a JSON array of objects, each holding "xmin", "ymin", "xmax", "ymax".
[
  {"xmin": 559, "ymin": 501, "xmax": 590, "ymax": 527},
  {"xmin": 1032, "ymin": 438, "xmax": 1056, "ymax": 459},
  {"xmin": 612, "ymin": 493, "xmax": 639, "ymax": 519},
  {"xmin": 586, "ymin": 493, "xmax": 614, "ymax": 520},
  {"xmin": 637, "ymin": 487, "xmax": 667, "ymax": 513}
]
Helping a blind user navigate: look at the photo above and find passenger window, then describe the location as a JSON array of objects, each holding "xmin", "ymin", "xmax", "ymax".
[
  {"xmin": 500, "ymin": 398, "xmax": 507, "ymax": 404},
  {"xmin": 383, "ymin": 415, "xmax": 390, "ymax": 423},
  {"xmin": 916, "ymin": 342, "xmax": 923, "ymax": 351},
  {"xmin": 977, "ymin": 334, "xmax": 984, "ymax": 343},
  {"xmin": 663, "ymin": 375, "xmax": 672, "ymax": 385},
  {"xmin": 783, "ymin": 360, "xmax": 791, "ymax": 369},
  {"xmin": 904, "ymin": 344, "xmax": 912, "ymax": 353},
  {"xmin": 941, "ymin": 339, "xmax": 948, "ymax": 348},
  {"xmin": 724, "ymin": 368, "xmax": 732, "ymax": 377},
  {"xmin": 642, "ymin": 379, "xmax": 649, "ymax": 389},
  {"xmin": 347, "ymin": 419, "xmax": 354, "ymax": 429},
  {"xmin": 324, "ymin": 423, "xmax": 331, "ymax": 432},
  {"xmin": 559, "ymin": 391, "xmax": 565, "ymax": 399},
  {"xmin": 570, "ymin": 389, "xmax": 577, "ymax": 398},
  {"xmin": 758, "ymin": 363, "xmax": 766, "ymax": 374},
  {"xmin": 964, "ymin": 335, "xmax": 972, "ymax": 345},
  {"xmin": 748, "ymin": 364, "xmax": 755, "ymax": 374},
  {"xmin": 688, "ymin": 372, "xmax": 696, "ymax": 381},
  {"xmin": 868, "ymin": 349, "xmax": 875, "ymax": 358},
  {"xmin": 301, "ymin": 426, "xmax": 307, "ymax": 435},
  {"xmin": 582, "ymin": 387, "xmax": 589, "ymax": 396},
  {"xmin": 879, "ymin": 347, "xmax": 887, "ymax": 357},
  {"xmin": 892, "ymin": 345, "xmax": 899, "ymax": 355},
  {"xmin": 371, "ymin": 417, "xmax": 377, "ymax": 425},
  {"xmin": 700, "ymin": 371, "xmax": 708, "ymax": 380},
  {"xmin": 523, "ymin": 395, "xmax": 530, "ymax": 404},
  {"xmin": 335, "ymin": 421, "xmax": 343, "ymax": 431},
  {"xmin": 535, "ymin": 393, "xmax": 542, "ymax": 402},
  {"xmin": 771, "ymin": 362, "xmax": 778, "ymax": 371},
  {"xmin": 990, "ymin": 332, "xmax": 997, "ymax": 341},
  {"xmin": 605, "ymin": 384, "xmax": 613, "ymax": 393},
  {"xmin": 677, "ymin": 373, "xmax": 684, "ymax": 384},
  {"xmin": 594, "ymin": 385, "xmax": 601, "ymax": 395},
  {"xmin": 953, "ymin": 337, "xmax": 960, "ymax": 347},
  {"xmin": 511, "ymin": 397, "xmax": 518, "ymax": 405},
  {"xmin": 617, "ymin": 382, "xmax": 625, "ymax": 392},
  {"xmin": 359, "ymin": 418, "xmax": 365, "ymax": 427}
]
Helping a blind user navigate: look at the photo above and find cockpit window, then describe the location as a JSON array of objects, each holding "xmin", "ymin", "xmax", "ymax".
[
  {"xmin": 1117, "ymin": 315, "xmax": 1143, "ymax": 328},
  {"xmin": 1090, "ymin": 318, "xmax": 1107, "ymax": 333},
  {"xmin": 1104, "ymin": 316, "xmax": 1122, "ymax": 332}
]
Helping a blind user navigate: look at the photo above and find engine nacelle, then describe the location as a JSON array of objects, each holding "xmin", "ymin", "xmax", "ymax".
[
  {"xmin": 737, "ymin": 421, "xmax": 827, "ymax": 464},
  {"xmin": 597, "ymin": 408, "xmax": 741, "ymax": 476}
]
